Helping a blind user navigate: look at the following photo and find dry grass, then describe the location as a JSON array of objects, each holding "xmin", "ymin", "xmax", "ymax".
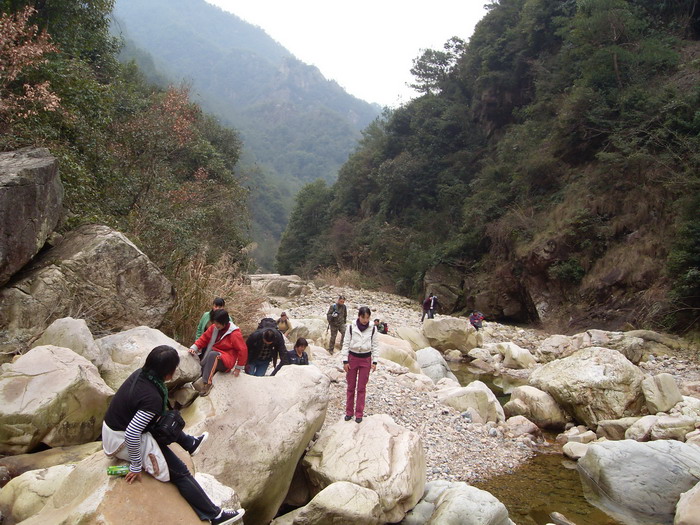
[
  {"xmin": 162, "ymin": 253, "xmax": 266, "ymax": 343},
  {"xmin": 312, "ymin": 267, "xmax": 368, "ymax": 289}
]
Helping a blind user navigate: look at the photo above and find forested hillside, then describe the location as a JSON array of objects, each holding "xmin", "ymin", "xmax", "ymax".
[
  {"xmin": 278, "ymin": 0, "xmax": 700, "ymax": 335},
  {"xmin": 111, "ymin": 0, "xmax": 381, "ymax": 269},
  {"xmin": 0, "ymin": 1, "xmax": 250, "ymax": 277}
]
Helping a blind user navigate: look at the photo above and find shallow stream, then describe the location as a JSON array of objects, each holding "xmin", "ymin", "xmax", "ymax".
[{"xmin": 449, "ymin": 363, "xmax": 623, "ymax": 525}]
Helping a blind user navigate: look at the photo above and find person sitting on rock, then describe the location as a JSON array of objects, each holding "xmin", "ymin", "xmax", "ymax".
[
  {"xmin": 373, "ymin": 318, "xmax": 388, "ymax": 334},
  {"xmin": 195, "ymin": 297, "xmax": 231, "ymax": 339},
  {"xmin": 102, "ymin": 345, "xmax": 245, "ymax": 525},
  {"xmin": 245, "ymin": 327, "xmax": 288, "ymax": 376},
  {"xmin": 271, "ymin": 337, "xmax": 309, "ymax": 376},
  {"xmin": 188, "ymin": 309, "xmax": 247, "ymax": 396},
  {"xmin": 276, "ymin": 311, "xmax": 292, "ymax": 334}
]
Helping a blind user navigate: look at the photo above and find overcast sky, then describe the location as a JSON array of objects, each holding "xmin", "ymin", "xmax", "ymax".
[{"xmin": 205, "ymin": 1, "xmax": 488, "ymax": 107}]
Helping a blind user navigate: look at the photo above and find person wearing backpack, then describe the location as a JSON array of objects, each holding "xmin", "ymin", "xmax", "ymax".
[
  {"xmin": 326, "ymin": 295, "xmax": 347, "ymax": 354},
  {"xmin": 373, "ymin": 318, "xmax": 388, "ymax": 334},
  {"xmin": 341, "ymin": 306, "xmax": 378, "ymax": 423},
  {"xmin": 245, "ymin": 326, "xmax": 288, "ymax": 376}
]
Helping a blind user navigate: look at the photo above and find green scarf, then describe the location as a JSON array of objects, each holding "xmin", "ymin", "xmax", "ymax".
[{"xmin": 141, "ymin": 368, "xmax": 168, "ymax": 415}]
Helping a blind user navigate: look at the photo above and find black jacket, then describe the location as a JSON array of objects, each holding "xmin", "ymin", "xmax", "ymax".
[
  {"xmin": 271, "ymin": 349, "xmax": 309, "ymax": 375},
  {"xmin": 246, "ymin": 328, "xmax": 288, "ymax": 367}
]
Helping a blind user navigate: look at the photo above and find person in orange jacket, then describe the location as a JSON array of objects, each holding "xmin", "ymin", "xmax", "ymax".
[{"xmin": 188, "ymin": 309, "xmax": 247, "ymax": 396}]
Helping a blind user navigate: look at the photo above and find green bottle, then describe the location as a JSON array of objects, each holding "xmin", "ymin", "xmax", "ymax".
[{"xmin": 107, "ymin": 465, "xmax": 129, "ymax": 476}]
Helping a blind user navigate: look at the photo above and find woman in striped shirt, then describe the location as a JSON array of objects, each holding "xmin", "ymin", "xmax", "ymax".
[{"xmin": 102, "ymin": 345, "xmax": 244, "ymax": 524}]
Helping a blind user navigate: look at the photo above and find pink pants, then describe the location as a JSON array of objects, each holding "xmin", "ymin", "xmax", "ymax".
[{"xmin": 346, "ymin": 354, "xmax": 371, "ymax": 418}]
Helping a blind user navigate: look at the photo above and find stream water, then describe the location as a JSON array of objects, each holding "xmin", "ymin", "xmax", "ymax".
[{"xmin": 449, "ymin": 363, "xmax": 623, "ymax": 525}]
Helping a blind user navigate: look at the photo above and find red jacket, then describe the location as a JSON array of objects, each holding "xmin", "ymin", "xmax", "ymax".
[{"xmin": 193, "ymin": 322, "xmax": 248, "ymax": 371}]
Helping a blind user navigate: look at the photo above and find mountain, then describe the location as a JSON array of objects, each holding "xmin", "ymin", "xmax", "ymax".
[
  {"xmin": 277, "ymin": 0, "xmax": 700, "ymax": 336},
  {"xmin": 112, "ymin": 0, "xmax": 381, "ymax": 270},
  {"xmin": 112, "ymin": 0, "xmax": 380, "ymax": 185}
]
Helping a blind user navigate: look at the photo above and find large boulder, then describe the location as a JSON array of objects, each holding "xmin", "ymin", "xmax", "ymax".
[
  {"xmin": 0, "ymin": 442, "xmax": 102, "ymax": 479},
  {"xmin": 402, "ymin": 480, "xmax": 515, "ymax": 525},
  {"xmin": 529, "ymin": 347, "xmax": 646, "ymax": 427},
  {"xmin": 395, "ymin": 326, "xmax": 431, "ymax": 352},
  {"xmin": 649, "ymin": 415, "xmax": 696, "ymax": 441},
  {"xmin": 187, "ymin": 365, "xmax": 330, "ymax": 525},
  {"xmin": 675, "ymin": 481, "xmax": 700, "ymax": 525},
  {"xmin": 271, "ymin": 481, "xmax": 382, "ymax": 525},
  {"xmin": 503, "ymin": 385, "xmax": 569, "ymax": 430},
  {"xmin": 416, "ymin": 347, "xmax": 458, "ymax": 384},
  {"xmin": 0, "ymin": 464, "xmax": 75, "ymax": 523},
  {"xmin": 302, "ymin": 414, "xmax": 425, "ymax": 524},
  {"xmin": 535, "ymin": 330, "xmax": 644, "ymax": 364},
  {"xmin": 437, "ymin": 380, "xmax": 505, "ymax": 423},
  {"xmin": 378, "ymin": 334, "xmax": 421, "ymax": 374},
  {"xmin": 0, "ymin": 346, "xmax": 113, "ymax": 454},
  {"xmin": 31, "ymin": 317, "xmax": 108, "ymax": 370},
  {"xmin": 496, "ymin": 342, "xmax": 537, "ymax": 369},
  {"xmin": 248, "ymin": 273, "xmax": 311, "ymax": 298},
  {"xmin": 422, "ymin": 318, "xmax": 480, "ymax": 354},
  {"xmin": 286, "ymin": 318, "xmax": 329, "ymax": 348},
  {"xmin": 0, "ymin": 147, "xmax": 63, "ymax": 287},
  {"xmin": 642, "ymin": 373, "xmax": 683, "ymax": 414},
  {"xmin": 0, "ymin": 224, "xmax": 175, "ymax": 353},
  {"xmin": 423, "ymin": 264, "xmax": 464, "ymax": 313},
  {"xmin": 13, "ymin": 451, "xmax": 237, "ymax": 524},
  {"xmin": 578, "ymin": 440, "xmax": 700, "ymax": 525},
  {"xmin": 96, "ymin": 326, "xmax": 199, "ymax": 391},
  {"xmin": 595, "ymin": 417, "xmax": 642, "ymax": 441}
]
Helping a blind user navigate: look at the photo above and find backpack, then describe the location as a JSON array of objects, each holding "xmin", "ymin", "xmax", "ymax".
[
  {"xmin": 380, "ymin": 322, "xmax": 388, "ymax": 334},
  {"xmin": 257, "ymin": 317, "xmax": 278, "ymax": 330}
]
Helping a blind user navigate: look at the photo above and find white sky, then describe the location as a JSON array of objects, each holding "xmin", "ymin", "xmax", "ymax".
[{"xmin": 205, "ymin": 1, "xmax": 488, "ymax": 107}]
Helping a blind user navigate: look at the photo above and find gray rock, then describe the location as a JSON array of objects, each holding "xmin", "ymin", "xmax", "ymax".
[
  {"xmin": 416, "ymin": 347, "xmax": 458, "ymax": 383},
  {"xmin": 0, "ymin": 147, "xmax": 63, "ymax": 287},
  {"xmin": 0, "ymin": 224, "xmax": 175, "ymax": 353},
  {"xmin": 642, "ymin": 373, "xmax": 683, "ymax": 414},
  {"xmin": 578, "ymin": 440, "xmax": 700, "ymax": 525}
]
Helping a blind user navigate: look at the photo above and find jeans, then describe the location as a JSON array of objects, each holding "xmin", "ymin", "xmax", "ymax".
[
  {"xmin": 157, "ymin": 431, "xmax": 220, "ymax": 520},
  {"xmin": 246, "ymin": 359, "xmax": 270, "ymax": 376},
  {"xmin": 345, "ymin": 354, "xmax": 371, "ymax": 418}
]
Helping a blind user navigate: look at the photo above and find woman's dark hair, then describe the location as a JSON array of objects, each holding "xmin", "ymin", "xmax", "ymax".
[
  {"xmin": 295, "ymin": 337, "xmax": 308, "ymax": 349},
  {"xmin": 144, "ymin": 345, "xmax": 180, "ymax": 379},
  {"xmin": 358, "ymin": 306, "xmax": 371, "ymax": 317},
  {"xmin": 213, "ymin": 297, "xmax": 225, "ymax": 307},
  {"xmin": 211, "ymin": 309, "xmax": 230, "ymax": 325}
]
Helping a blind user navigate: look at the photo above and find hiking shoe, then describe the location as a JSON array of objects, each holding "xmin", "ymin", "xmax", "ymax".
[
  {"xmin": 190, "ymin": 431, "xmax": 208, "ymax": 456},
  {"xmin": 192, "ymin": 378, "xmax": 206, "ymax": 393},
  {"xmin": 355, "ymin": 417, "xmax": 363, "ymax": 423},
  {"xmin": 344, "ymin": 415, "xmax": 352, "ymax": 421},
  {"xmin": 211, "ymin": 508, "xmax": 245, "ymax": 525}
]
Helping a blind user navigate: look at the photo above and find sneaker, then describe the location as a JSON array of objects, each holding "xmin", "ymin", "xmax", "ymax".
[
  {"xmin": 192, "ymin": 378, "xmax": 206, "ymax": 393},
  {"xmin": 190, "ymin": 431, "xmax": 208, "ymax": 456},
  {"xmin": 211, "ymin": 508, "xmax": 245, "ymax": 525},
  {"xmin": 355, "ymin": 417, "xmax": 363, "ymax": 423},
  {"xmin": 344, "ymin": 415, "xmax": 352, "ymax": 421}
]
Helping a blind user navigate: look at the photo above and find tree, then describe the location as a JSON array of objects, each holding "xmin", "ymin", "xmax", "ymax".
[{"xmin": 409, "ymin": 37, "xmax": 465, "ymax": 95}]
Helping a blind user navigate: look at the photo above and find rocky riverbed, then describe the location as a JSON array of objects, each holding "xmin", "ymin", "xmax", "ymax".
[{"xmin": 265, "ymin": 281, "xmax": 700, "ymax": 489}]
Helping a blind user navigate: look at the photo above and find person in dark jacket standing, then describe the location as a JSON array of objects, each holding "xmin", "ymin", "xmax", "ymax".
[
  {"xmin": 326, "ymin": 295, "xmax": 347, "ymax": 354},
  {"xmin": 245, "ymin": 327, "xmax": 287, "ymax": 376},
  {"xmin": 421, "ymin": 293, "xmax": 433, "ymax": 322},
  {"xmin": 102, "ymin": 345, "xmax": 245, "ymax": 525},
  {"xmin": 428, "ymin": 294, "xmax": 440, "ymax": 319},
  {"xmin": 271, "ymin": 337, "xmax": 309, "ymax": 376}
]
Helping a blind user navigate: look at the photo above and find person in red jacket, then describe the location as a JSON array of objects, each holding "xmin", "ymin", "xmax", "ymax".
[{"xmin": 188, "ymin": 309, "xmax": 247, "ymax": 396}]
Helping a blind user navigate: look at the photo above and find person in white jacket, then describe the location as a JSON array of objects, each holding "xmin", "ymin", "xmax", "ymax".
[{"xmin": 341, "ymin": 306, "xmax": 379, "ymax": 423}]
